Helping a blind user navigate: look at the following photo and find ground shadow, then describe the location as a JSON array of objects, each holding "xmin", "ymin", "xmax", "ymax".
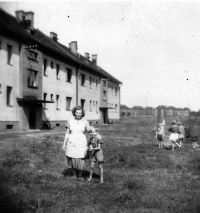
[{"xmin": 62, "ymin": 168, "xmax": 100, "ymax": 179}]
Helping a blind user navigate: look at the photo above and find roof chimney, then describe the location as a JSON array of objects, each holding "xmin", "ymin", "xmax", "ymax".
[
  {"xmin": 25, "ymin": 11, "xmax": 34, "ymax": 29},
  {"xmin": 15, "ymin": 10, "xmax": 25, "ymax": 22},
  {"xmin": 85, "ymin": 52, "xmax": 90, "ymax": 60},
  {"xmin": 70, "ymin": 41, "xmax": 78, "ymax": 55},
  {"xmin": 50, "ymin": 32, "xmax": 58, "ymax": 42},
  {"xmin": 92, "ymin": 54, "xmax": 97, "ymax": 65}
]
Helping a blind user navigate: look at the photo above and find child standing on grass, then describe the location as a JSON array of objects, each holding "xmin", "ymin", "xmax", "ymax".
[
  {"xmin": 87, "ymin": 127, "xmax": 104, "ymax": 183},
  {"xmin": 155, "ymin": 126, "xmax": 164, "ymax": 148}
]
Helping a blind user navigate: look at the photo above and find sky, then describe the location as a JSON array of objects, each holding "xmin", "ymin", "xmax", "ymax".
[{"xmin": 1, "ymin": 0, "xmax": 200, "ymax": 111}]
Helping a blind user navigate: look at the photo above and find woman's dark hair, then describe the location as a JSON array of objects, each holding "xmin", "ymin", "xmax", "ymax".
[{"xmin": 72, "ymin": 106, "xmax": 85, "ymax": 117}]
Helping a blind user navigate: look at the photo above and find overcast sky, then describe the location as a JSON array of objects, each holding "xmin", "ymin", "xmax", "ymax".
[{"xmin": 1, "ymin": 0, "xmax": 200, "ymax": 111}]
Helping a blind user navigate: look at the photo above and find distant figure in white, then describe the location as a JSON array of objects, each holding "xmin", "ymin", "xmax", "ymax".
[
  {"xmin": 168, "ymin": 120, "xmax": 182, "ymax": 151},
  {"xmin": 62, "ymin": 106, "xmax": 90, "ymax": 179}
]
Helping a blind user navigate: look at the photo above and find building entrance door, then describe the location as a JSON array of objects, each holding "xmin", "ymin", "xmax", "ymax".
[
  {"xmin": 29, "ymin": 104, "xmax": 36, "ymax": 129},
  {"xmin": 102, "ymin": 109, "xmax": 107, "ymax": 124}
]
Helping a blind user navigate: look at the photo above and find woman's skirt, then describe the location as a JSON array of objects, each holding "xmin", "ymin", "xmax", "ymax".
[{"xmin": 67, "ymin": 157, "xmax": 85, "ymax": 170}]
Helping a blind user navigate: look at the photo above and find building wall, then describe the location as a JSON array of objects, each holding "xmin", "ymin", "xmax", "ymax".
[
  {"xmin": 107, "ymin": 81, "xmax": 120, "ymax": 120},
  {"xmin": 42, "ymin": 54, "xmax": 76, "ymax": 122},
  {"xmin": 78, "ymin": 68, "xmax": 100, "ymax": 121},
  {"xmin": 0, "ymin": 35, "xmax": 20, "ymax": 129}
]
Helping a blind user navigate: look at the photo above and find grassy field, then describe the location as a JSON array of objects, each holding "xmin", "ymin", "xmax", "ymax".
[{"xmin": 0, "ymin": 118, "xmax": 200, "ymax": 213}]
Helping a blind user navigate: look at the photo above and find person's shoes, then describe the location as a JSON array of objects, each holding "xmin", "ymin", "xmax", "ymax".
[{"xmin": 87, "ymin": 178, "xmax": 92, "ymax": 182}]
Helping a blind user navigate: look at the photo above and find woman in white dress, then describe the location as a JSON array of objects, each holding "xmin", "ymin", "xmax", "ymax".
[{"xmin": 62, "ymin": 106, "xmax": 90, "ymax": 179}]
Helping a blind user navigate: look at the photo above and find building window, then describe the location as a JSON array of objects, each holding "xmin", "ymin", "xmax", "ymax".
[
  {"xmin": 51, "ymin": 62, "xmax": 54, "ymax": 69},
  {"xmin": 56, "ymin": 95, "xmax": 59, "ymax": 110},
  {"xmin": 56, "ymin": 64, "xmax": 60, "ymax": 79},
  {"xmin": 27, "ymin": 50, "xmax": 38, "ymax": 61},
  {"xmin": 115, "ymin": 87, "xmax": 118, "ymax": 96},
  {"xmin": 112, "ymin": 85, "xmax": 114, "ymax": 95},
  {"xmin": 90, "ymin": 100, "xmax": 92, "ymax": 112},
  {"xmin": 81, "ymin": 99, "xmax": 85, "ymax": 110},
  {"xmin": 6, "ymin": 125, "xmax": 13, "ymax": 130},
  {"xmin": 80, "ymin": 74, "xmax": 85, "ymax": 86},
  {"xmin": 115, "ymin": 104, "xmax": 118, "ymax": 113},
  {"xmin": 0, "ymin": 41, "xmax": 1, "ymax": 50},
  {"xmin": 103, "ymin": 90, "xmax": 106, "ymax": 101},
  {"xmin": 96, "ymin": 101, "xmax": 98, "ymax": 113},
  {"xmin": 0, "ymin": 84, "xmax": 2, "ymax": 93},
  {"xmin": 93, "ymin": 101, "xmax": 95, "ymax": 109},
  {"xmin": 7, "ymin": 86, "xmax": 12, "ymax": 106},
  {"xmin": 44, "ymin": 59, "xmax": 47, "ymax": 76},
  {"xmin": 27, "ymin": 69, "xmax": 38, "ymax": 88},
  {"xmin": 96, "ymin": 79, "xmax": 98, "ymax": 90},
  {"xmin": 90, "ymin": 77, "xmax": 92, "ymax": 88},
  {"xmin": 103, "ymin": 79, "xmax": 106, "ymax": 86},
  {"xmin": 43, "ymin": 93, "xmax": 47, "ymax": 109},
  {"xmin": 66, "ymin": 97, "xmax": 72, "ymax": 110},
  {"xmin": 51, "ymin": 94, "xmax": 53, "ymax": 101},
  {"xmin": 66, "ymin": 68, "xmax": 72, "ymax": 82},
  {"xmin": 7, "ymin": 44, "xmax": 12, "ymax": 65}
]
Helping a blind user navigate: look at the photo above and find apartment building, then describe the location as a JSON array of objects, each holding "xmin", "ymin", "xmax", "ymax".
[{"xmin": 0, "ymin": 9, "xmax": 122, "ymax": 131}]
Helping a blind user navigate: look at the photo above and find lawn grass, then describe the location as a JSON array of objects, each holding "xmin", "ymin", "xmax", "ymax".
[{"xmin": 0, "ymin": 119, "xmax": 200, "ymax": 213}]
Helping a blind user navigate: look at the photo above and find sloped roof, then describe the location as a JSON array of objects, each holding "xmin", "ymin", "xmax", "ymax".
[{"xmin": 0, "ymin": 8, "xmax": 122, "ymax": 84}]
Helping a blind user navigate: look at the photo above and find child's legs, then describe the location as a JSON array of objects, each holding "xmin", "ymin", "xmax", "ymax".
[
  {"xmin": 98, "ymin": 162, "xmax": 104, "ymax": 181},
  {"xmin": 89, "ymin": 161, "xmax": 95, "ymax": 179}
]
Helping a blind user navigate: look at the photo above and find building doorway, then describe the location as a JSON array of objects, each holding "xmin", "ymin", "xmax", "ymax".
[
  {"xmin": 29, "ymin": 104, "xmax": 36, "ymax": 129},
  {"xmin": 101, "ymin": 109, "xmax": 107, "ymax": 124}
]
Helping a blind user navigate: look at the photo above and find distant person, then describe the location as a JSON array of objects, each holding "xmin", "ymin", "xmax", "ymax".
[
  {"xmin": 62, "ymin": 106, "xmax": 91, "ymax": 179},
  {"xmin": 168, "ymin": 120, "xmax": 181, "ymax": 151},
  {"xmin": 178, "ymin": 121, "xmax": 185, "ymax": 147},
  {"xmin": 87, "ymin": 126, "xmax": 104, "ymax": 183},
  {"xmin": 155, "ymin": 126, "xmax": 164, "ymax": 148}
]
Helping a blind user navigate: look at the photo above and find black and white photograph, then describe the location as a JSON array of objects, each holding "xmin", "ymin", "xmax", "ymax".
[{"xmin": 0, "ymin": 0, "xmax": 200, "ymax": 212}]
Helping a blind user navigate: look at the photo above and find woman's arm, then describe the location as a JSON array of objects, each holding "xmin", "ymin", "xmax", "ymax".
[{"xmin": 62, "ymin": 129, "xmax": 70, "ymax": 150}]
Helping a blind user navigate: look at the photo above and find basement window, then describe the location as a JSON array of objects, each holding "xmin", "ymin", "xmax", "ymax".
[
  {"xmin": 6, "ymin": 125, "xmax": 13, "ymax": 130},
  {"xmin": 56, "ymin": 123, "xmax": 60, "ymax": 127}
]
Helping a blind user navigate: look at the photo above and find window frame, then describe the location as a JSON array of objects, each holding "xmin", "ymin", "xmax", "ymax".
[
  {"xmin": 90, "ymin": 77, "xmax": 92, "ymax": 88},
  {"xmin": 103, "ymin": 90, "xmax": 107, "ymax": 101},
  {"xmin": 81, "ymin": 99, "xmax": 85, "ymax": 110},
  {"xmin": 66, "ymin": 97, "xmax": 72, "ymax": 111},
  {"xmin": 56, "ymin": 64, "xmax": 60, "ymax": 80},
  {"xmin": 27, "ymin": 50, "xmax": 38, "ymax": 62},
  {"xmin": 7, "ymin": 86, "xmax": 12, "ymax": 107},
  {"xmin": 27, "ymin": 69, "xmax": 38, "ymax": 88},
  {"xmin": 7, "ymin": 44, "xmax": 13, "ymax": 65},
  {"xmin": 80, "ymin": 74, "xmax": 86, "ymax": 86},
  {"xmin": 66, "ymin": 68, "xmax": 72, "ymax": 82},
  {"xmin": 56, "ymin": 95, "xmax": 60, "ymax": 110},
  {"xmin": 44, "ymin": 59, "xmax": 48, "ymax": 76},
  {"xmin": 90, "ymin": 100, "xmax": 92, "ymax": 112},
  {"xmin": 96, "ymin": 79, "xmax": 98, "ymax": 90}
]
